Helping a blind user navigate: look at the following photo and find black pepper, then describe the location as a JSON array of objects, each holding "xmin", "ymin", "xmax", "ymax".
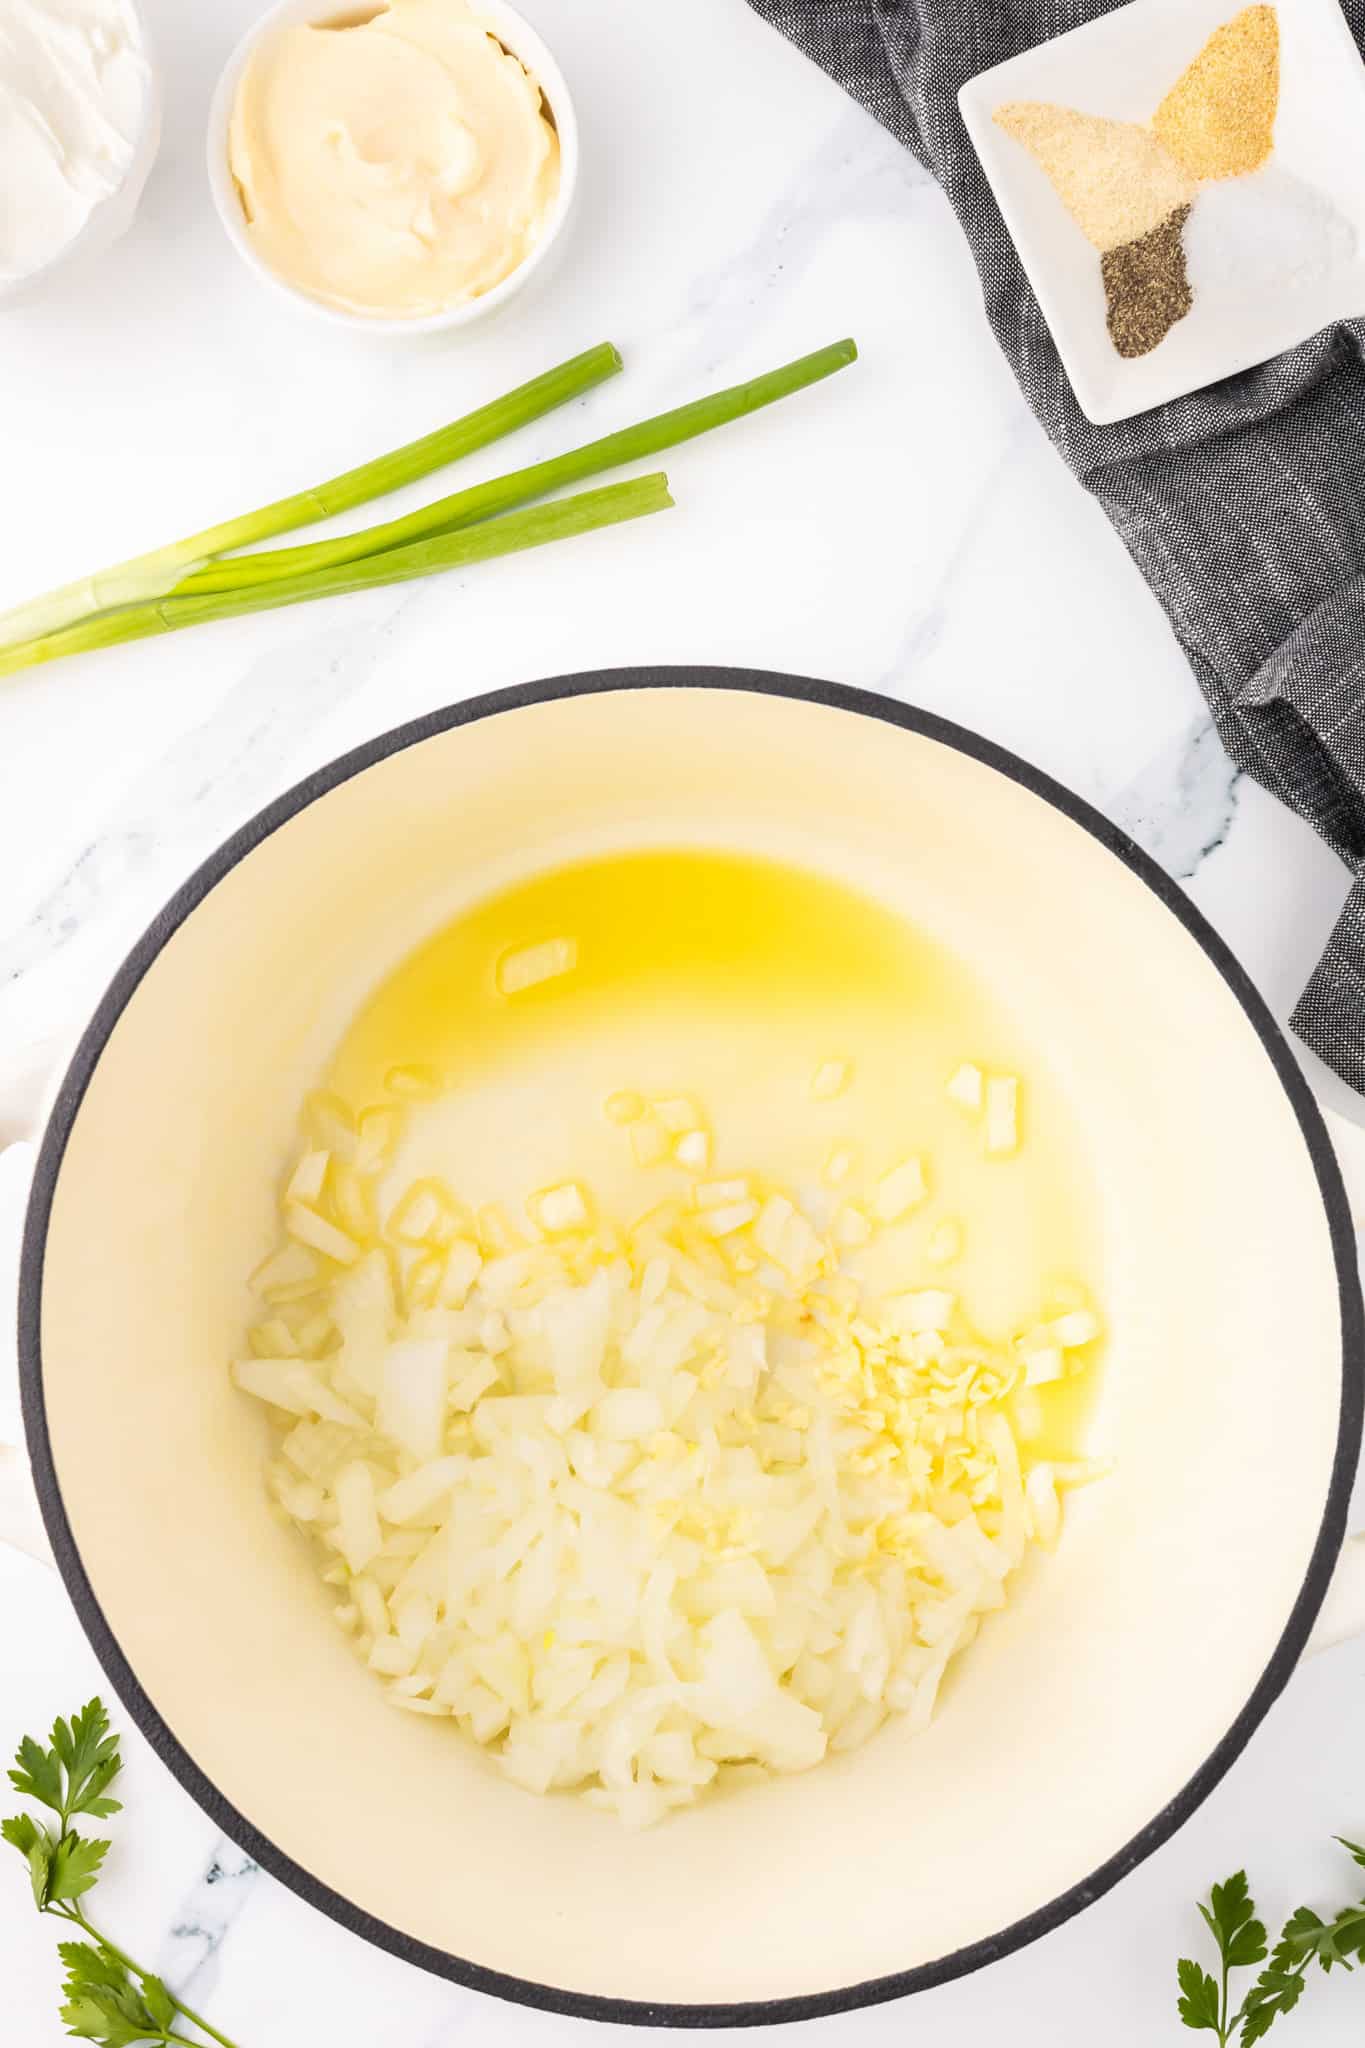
[{"xmin": 1101, "ymin": 205, "xmax": 1194, "ymax": 359}]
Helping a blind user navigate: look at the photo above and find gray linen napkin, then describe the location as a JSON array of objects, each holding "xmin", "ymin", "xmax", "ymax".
[{"xmin": 747, "ymin": 0, "xmax": 1365, "ymax": 1091}]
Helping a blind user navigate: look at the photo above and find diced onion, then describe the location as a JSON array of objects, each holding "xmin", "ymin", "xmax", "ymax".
[
  {"xmin": 498, "ymin": 938, "xmax": 579, "ymax": 996},
  {"xmin": 1022, "ymin": 1345, "xmax": 1065, "ymax": 1387},
  {"xmin": 605, "ymin": 1091, "xmax": 645, "ymax": 1126},
  {"xmin": 946, "ymin": 1063, "xmax": 984, "ymax": 1111},
  {"xmin": 824, "ymin": 1147, "xmax": 856, "ymax": 1187},
  {"xmin": 356, "ymin": 1106, "xmax": 401, "ymax": 1172},
  {"xmin": 232, "ymin": 1358, "xmax": 366, "ymax": 1427},
  {"xmin": 1050, "ymin": 1309, "xmax": 1101, "ymax": 1349},
  {"xmin": 389, "ymin": 1180, "xmax": 459, "ymax": 1247},
  {"xmin": 285, "ymin": 1204, "xmax": 361, "ymax": 1266},
  {"xmin": 440, "ymin": 1240, "xmax": 483, "ymax": 1308},
  {"xmin": 235, "ymin": 1067, "xmax": 1105, "ymax": 1829},
  {"xmin": 304, "ymin": 1091, "xmax": 359, "ymax": 1161},
  {"xmin": 874, "ymin": 1158, "xmax": 926, "ymax": 1223},
  {"xmin": 696, "ymin": 1200, "xmax": 759, "ymax": 1238},
  {"xmin": 477, "ymin": 1205, "xmax": 518, "ymax": 1254},
  {"xmin": 926, "ymin": 1219, "xmax": 962, "ymax": 1265},
  {"xmin": 251, "ymin": 1317, "xmax": 299, "ymax": 1358},
  {"xmin": 378, "ymin": 1456, "xmax": 468, "ymax": 1524},
  {"xmin": 377, "ymin": 1339, "xmax": 449, "ymax": 1463},
  {"xmin": 754, "ymin": 1194, "xmax": 823, "ymax": 1281},
  {"xmin": 834, "ymin": 1204, "xmax": 873, "ymax": 1248},
  {"xmin": 250, "ymin": 1241, "xmax": 321, "ymax": 1301},
  {"xmin": 335, "ymin": 1462, "xmax": 383, "ymax": 1573},
  {"xmin": 286, "ymin": 1150, "xmax": 330, "ymax": 1205},
  {"xmin": 535, "ymin": 1183, "xmax": 589, "ymax": 1234}
]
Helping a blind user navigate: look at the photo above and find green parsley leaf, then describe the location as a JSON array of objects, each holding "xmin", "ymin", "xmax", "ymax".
[
  {"xmin": 9, "ymin": 1703, "xmax": 123, "ymax": 1838},
  {"xmin": 57, "ymin": 1940, "xmax": 172, "ymax": 2046},
  {"xmin": 1240, "ymin": 1967, "xmax": 1307, "ymax": 2046},
  {"xmin": 1234, "ymin": 1917, "xmax": 1315, "ymax": 2038},
  {"xmin": 1177, "ymin": 1956, "xmax": 1222, "ymax": 2032},
  {"xmin": 1, "ymin": 1811, "xmax": 41, "ymax": 1859},
  {"xmin": 51, "ymin": 1701, "xmax": 123, "ymax": 1822},
  {"xmin": 140, "ymin": 1972, "xmax": 177, "ymax": 2031},
  {"xmin": 1277, "ymin": 1906, "xmax": 1327, "ymax": 1965},
  {"xmin": 46, "ymin": 1833, "xmax": 109, "ymax": 1906},
  {"xmin": 8, "ymin": 1731, "xmax": 65, "ymax": 1817},
  {"xmin": 1192, "ymin": 1875, "xmax": 1267, "ymax": 2006},
  {"xmin": 1237, "ymin": 1917, "xmax": 1318, "ymax": 2047},
  {"xmin": 57, "ymin": 1940, "xmax": 131, "ymax": 1997},
  {"xmin": 1335, "ymin": 1908, "xmax": 1365, "ymax": 1963},
  {"xmin": 2, "ymin": 1696, "xmax": 256, "ymax": 2044},
  {"xmin": 1310, "ymin": 1906, "xmax": 1365, "ymax": 1974},
  {"xmin": 1162, "ymin": 1839, "xmax": 1365, "ymax": 2045},
  {"xmin": 6, "ymin": 1813, "xmax": 55, "ymax": 1909},
  {"xmin": 59, "ymin": 1990, "xmax": 122, "ymax": 2042},
  {"xmin": 58, "ymin": 1990, "xmax": 158, "ymax": 2047},
  {"xmin": 1207, "ymin": 1872, "xmax": 1258, "ymax": 1955},
  {"xmin": 1227, "ymin": 1919, "xmax": 1269, "ymax": 1971},
  {"xmin": 28, "ymin": 1836, "xmax": 53, "ymax": 1910}
]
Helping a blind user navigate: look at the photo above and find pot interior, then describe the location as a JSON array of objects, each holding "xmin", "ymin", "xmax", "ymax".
[{"xmin": 31, "ymin": 681, "xmax": 1349, "ymax": 2010}]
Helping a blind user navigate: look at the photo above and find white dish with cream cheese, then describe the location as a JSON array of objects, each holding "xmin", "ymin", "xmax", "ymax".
[{"xmin": 0, "ymin": 0, "xmax": 159, "ymax": 300}]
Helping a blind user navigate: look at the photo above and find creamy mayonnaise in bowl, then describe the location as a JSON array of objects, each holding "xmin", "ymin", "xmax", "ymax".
[
  {"xmin": 208, "ymin": 0, "xmax": 578, "ymax": 331},
  {"xmin": 0, "ymin": 0, "xmax": 161, "ymax": 306}
]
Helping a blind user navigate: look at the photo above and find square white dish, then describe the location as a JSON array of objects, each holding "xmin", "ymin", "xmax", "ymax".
[{"xmin": 959, "ymin": 0, "xmax": 1365, "ymax": 424}]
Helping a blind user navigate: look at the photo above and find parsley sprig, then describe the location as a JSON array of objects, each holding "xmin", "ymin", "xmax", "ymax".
[
  {"xmin": 3, "ymin": 1699, "xmax": 242, "ymax": 2047},
  {"xmin": 1179, "ymin": 1847, "xmax": 1365, "ymax": 2042}
]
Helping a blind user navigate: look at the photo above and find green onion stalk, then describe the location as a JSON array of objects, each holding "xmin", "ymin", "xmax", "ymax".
[
  {"xmin": 0, "ymin": 475, "xmax": 673, "ymax": 678},
  {"xmin": 0, "ymin": 342, "xmax": 624, "ymax": 651},
  {"xmin": 176, "ymin": 338, "xmax": 859, "ymax": 597}
]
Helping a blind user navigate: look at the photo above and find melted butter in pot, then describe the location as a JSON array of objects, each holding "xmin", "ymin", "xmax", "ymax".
[{"xmin": 326, "ymin": 848, "xmax": 1104, "ymax": 1457}]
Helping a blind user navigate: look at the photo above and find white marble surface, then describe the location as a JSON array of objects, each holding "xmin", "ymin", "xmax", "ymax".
[{"xmin": 3, "ymin": 0, "xmax": 1365, "ymax": 2041}]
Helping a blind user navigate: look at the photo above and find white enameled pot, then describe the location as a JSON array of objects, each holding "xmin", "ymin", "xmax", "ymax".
[{"xmin": 2, "ymin": 670, "xmax": 1364, "ymax": 2025}]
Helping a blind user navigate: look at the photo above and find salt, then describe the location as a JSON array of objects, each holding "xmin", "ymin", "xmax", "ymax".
[{"xmin": 1184, "ymin": 163, "xmax": 1357, "ymax": 297}]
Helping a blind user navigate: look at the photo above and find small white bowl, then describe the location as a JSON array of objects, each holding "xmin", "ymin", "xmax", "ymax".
[
  {"xmin": 206, "ymin": 0, "xmax": 579, "ymax": 335},
  {"xmin": 0, "ymin": 0, "xmax": 162, "ymax": 310}
]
